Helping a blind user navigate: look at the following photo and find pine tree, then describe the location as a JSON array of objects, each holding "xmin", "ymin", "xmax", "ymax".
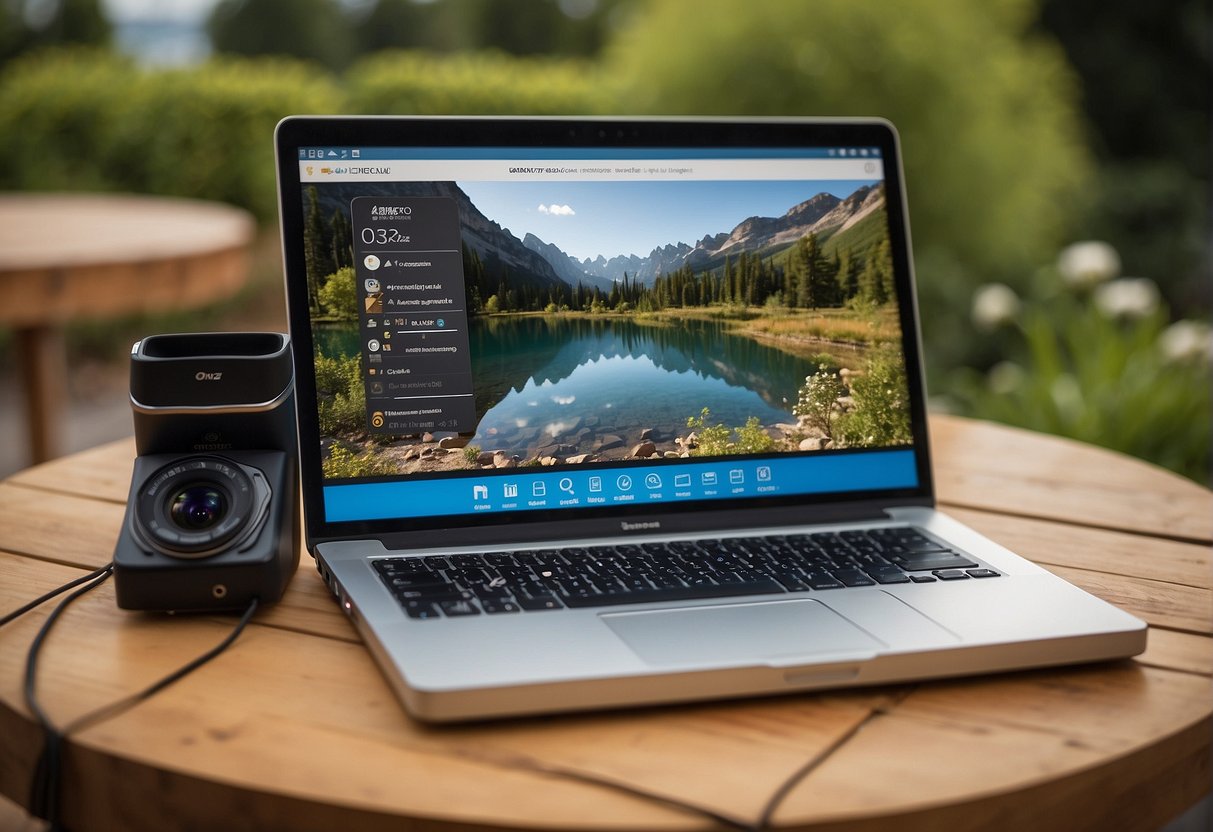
[
  {"xmin": 303, "ymin": 186, "xmax": 334, "ymax": 314},
  {"xmin": 791, "ymin": 238, "xmax": 810, "ymax": 307},
  {"xmin": 329, "ymin": 209, "xmax": 352, "ymax": 269},
  {"xmin": 875, "ymin": 238, "xmax": 895, "ymax": 303},
  {"xmin": 794, "ymin": 233, "xmax": 838, "ymax": 308},
  {"xmin": 837, "ymin": 251, "xmax": 857, "ymax": 301}
]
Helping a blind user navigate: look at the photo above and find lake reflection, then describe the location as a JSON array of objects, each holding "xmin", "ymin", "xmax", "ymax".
[{"xmin": 467, "ymin": 316, "xmax": 816, "ymax": 459}]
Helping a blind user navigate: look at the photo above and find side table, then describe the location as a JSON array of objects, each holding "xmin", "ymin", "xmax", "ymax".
[
  {"xmin": 0, "ymin": 416, "xmax": 1209, "ymax": 830},
  {"xmin": 0, "ymin": 193, "xmax": 254, "ymax": 464}
]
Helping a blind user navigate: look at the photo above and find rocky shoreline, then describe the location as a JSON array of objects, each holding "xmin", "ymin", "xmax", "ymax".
[{"xmin": 323, "ymin": 369, "xmax": 868, "ymax": 476}]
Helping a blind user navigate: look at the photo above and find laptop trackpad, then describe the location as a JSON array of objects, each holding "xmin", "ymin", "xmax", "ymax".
[{"xmin": 601, "ymin": 598, "xmax": 883, "ymax": 667}]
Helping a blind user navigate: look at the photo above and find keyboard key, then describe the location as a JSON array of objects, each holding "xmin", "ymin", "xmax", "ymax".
[
  {"xmin": 480, "ymin": 598, "xmax": 521, "ymax": 614},
  {"xmin": 893, "ymin": 553, "xmax": 979, "ymax": 571},
  {"xmin": 393, "ymin": 584, "xmax": 470, "ymax": 602},
  {"xmin": 806, "ymin": 573, "xmax": 844, "ymax": 590},
  {"xmin": 560, "ymin": 579, "xmax": 786, "ymax": 608},
  {"xmin": 470, "ymin": 583, "xmax": 513, "ymax": 600},
  {"xmin": 375, "ymin": 558, "xmax": 434, "ymax": 577},
  {"xmin": 517, "ymin": 595, "xmax": 563, "ymax": 611},
  {"xmin": 832, "ymin": 568, "xmax": 876, "ymax": 587},
  {"xmin": 389, "ymin": 574, "xmax": 449, "ymax": 589},
  {"xmin": 377, "ymin": 527, "xmax": 988, "ymax": 620},
  {"xmin": 402, "ymin": 600, "xmax": 441, "ymax": 619},
  {"xmin": 866, "ymin": 568, "xmax": 911, "ymax": 584},
  {"xmin": 775, "ymin": 574, "xmax": 812, "ymax": 592},
  {"xmin": 933, "ymin": 569, "xmax": 970, "ymax": 581}
]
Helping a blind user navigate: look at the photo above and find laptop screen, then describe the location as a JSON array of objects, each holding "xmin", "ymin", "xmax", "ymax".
[{"xmin": 277, "ymin": 119, "xmax": 931, "ymax": 539}]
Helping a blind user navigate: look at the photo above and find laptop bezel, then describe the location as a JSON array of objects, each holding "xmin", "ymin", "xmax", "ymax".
[{"xmin": 274, "ymin": 116, "xmax": 935, "ymax": 553}]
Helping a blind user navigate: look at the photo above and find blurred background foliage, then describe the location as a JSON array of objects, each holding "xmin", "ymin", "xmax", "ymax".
[{"xmin": 0, "ymin": 0, "xmax": 1208, "ymax": 482}]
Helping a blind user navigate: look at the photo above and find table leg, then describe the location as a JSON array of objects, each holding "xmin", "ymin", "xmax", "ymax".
[{"xmin": 15, "ymin": 324, "xmax": 66, "ymax": 464}]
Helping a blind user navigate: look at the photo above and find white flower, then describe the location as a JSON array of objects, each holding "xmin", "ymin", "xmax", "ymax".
[
  {"xmin": 1058, "ymin": 241, "xmax": 1121, "ymax": 289},
  {"xmin": 987, "ymin": 361, "xmax": 1026, "ymax": 395},
  {"xmin": 1159, "ymin": 320, "xmax": 1213, "ymax": 364},
  {"xmin": 1093, "ymin": 278, "xmax": 1160, "ymax": 320},
  {"xmin": 1050, "ymin": 374, "xmax": 1083, "ymax": 419},
  {"xmin": 971, "ymin": 283, "xmax": 1021, "ymax": 330}
]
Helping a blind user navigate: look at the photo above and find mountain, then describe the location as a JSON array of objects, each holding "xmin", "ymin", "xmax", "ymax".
[
  {"xmin": 521, "ymin": 233, "xmax": 616, "ymax": 293},
  {"xmin": 684, "ymin": 185, "xmax": 883, "ymax": 270},
  {"xmin": 533, "ymin": 183, "xmax": 886, "ymax": 287},
  {"xmin": 310, "ymin": 180, "xmax": 568, "ymax": 296},
  {"xmin": 311, "ymin": 180, "xmax": 886, "ymax": 297}
]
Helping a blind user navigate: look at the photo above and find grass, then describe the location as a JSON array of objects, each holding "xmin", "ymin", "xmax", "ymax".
[
  {"xmin": 739, "ymin": 308, "xmax": 899, "ymax": 345},
  {"xmin": 478, "ymin": 303, "xmax": 900, "ymax": 365}
]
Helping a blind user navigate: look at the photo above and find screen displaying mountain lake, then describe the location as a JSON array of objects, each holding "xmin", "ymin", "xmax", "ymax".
[{"xmin": 316, "ymin": 316, "xmax": 822, "ymax": 461}]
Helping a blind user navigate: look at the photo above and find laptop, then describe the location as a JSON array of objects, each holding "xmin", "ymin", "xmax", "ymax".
[{"xmin": 274, "ymin": 116, "xmax": 1146, "ymax": 722}]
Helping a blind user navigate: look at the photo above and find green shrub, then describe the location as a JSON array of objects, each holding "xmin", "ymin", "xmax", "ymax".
[
  {"xmin": 686, "ymin": 408, "xmax": 733, "ymax": 456},
  {"xmin": 604, "ymin": 0, "xmax": 1092, "ymax": 374},
  {"xmin": 323, "ymin": 443, "xmax": 396, "ymax": 479},
  {"xmin": 950, "ymin": 243, "xmax": 1212, "ymax": 483},
  {"xmin": 345, "ymin": 50, "xmax": 605, "ymax": 115},
  {"xmin": 116, "ymin": 56, "xmax": 342, "ymax": 220},
  {"xmin": 734, "ymin": 416, "xmax": 776, "ymax": 454},
  {"xmin": 837, "ymin": 343, "xmax": 913, "ymax": 448},
  {"xmin": 0, "ymin": 49, "xmax": 342, "ymax": 220},
  {"xmin": 318, "ymin": 267, "xmax": 357, "ymax": 320},
  {"xmin": 0, "ymin": 49, "xmax": 137, "ymax": 192},
  {"xmin": 685, "ymin": 408, "xmax": 774, "ymax": 456},
  {"xmin": 792, "ymin": 344, "xmax": 913, "ymax": 448},
  {"xmin": 314, "ymin": 351, "xmax": 364, "ymax": 436},
  {"xmin": 794, "ymin": 369, "xmax": 844, "ymax": 440}
]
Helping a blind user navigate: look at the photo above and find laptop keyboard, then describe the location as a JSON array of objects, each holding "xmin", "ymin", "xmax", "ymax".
[{"xmin": 369, "ymin": 526, "xmax": 1000, "ymax": 619}]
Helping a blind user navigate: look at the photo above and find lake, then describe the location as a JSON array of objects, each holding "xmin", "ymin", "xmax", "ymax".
[{"xmin": 317, "ymin": 315, "xmax": 820, "ymax": 460}]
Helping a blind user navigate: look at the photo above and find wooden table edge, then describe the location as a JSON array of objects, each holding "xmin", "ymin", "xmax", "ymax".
[{"xmin": 1, "ymin": 418, "xmax": 1210, "ymax": 831}]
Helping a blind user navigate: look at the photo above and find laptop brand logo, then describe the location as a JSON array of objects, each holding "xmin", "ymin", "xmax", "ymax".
[{"xmin": 620, "ymin": 521, "xmax": 661, "ymax": 532}]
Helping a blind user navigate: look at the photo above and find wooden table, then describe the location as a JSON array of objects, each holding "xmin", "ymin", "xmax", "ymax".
[
  {"xmin": 0, "ymin": 193, "xmax": 254, "ymax": 465},
  {"xmin": 0, "ymin": 416, "xmax": 1209, "ymax": 831}
]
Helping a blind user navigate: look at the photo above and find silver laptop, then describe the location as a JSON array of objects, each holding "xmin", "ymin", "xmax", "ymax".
[{"xmin": 274, "ymin": 116, "xmax": 1145, "ymax": 722}]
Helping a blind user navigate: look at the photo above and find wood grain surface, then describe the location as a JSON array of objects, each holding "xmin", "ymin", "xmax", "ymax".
[
  {"xmin": 0, "ymin": 194, "xmax": 253, "ymax": 327},
  {"xmin": 0, "ymin": 415, "xmax": 1209, "ymax": 831},
  {"xmin": 0, "ymin": 193, "xmax": 254, "ymax": 464}
]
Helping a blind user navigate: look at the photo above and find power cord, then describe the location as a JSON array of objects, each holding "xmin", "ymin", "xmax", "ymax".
[
  {"xmin": 0, "ymin": 563, "xmax": 114, "ymax": 628},
  {"xmin": 2, "ymin": 567, "xmax": 897, "ymax": 831},
  {"xmin": 2, "ymin": 564, "xmax": 259, "ymax": 830}
]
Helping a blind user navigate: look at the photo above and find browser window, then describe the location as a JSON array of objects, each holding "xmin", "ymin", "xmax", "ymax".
[{"xmin": 296, "ymin": 146, "xmax": 917, "ymax": 523}]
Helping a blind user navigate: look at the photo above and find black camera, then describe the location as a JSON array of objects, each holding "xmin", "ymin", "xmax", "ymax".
[{"xmin": 113, "ymin": 333, "xmax": 300, "ymax": 612}]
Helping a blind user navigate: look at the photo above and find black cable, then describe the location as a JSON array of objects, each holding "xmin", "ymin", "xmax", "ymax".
[
  {"xmin": 751, "ymin": 710, "xmax": 879, "ymax": 830},
  {"xmin": 6, "ymin": 567, "xmax": 899, "ymax": 831},
  {"xmin": 752, "ymin": 689, "xmax": 914, "ymax": 830},
  {"xmin": 24, "ymin": 566, "xmax": 115, "ymax": 828},
  {"xmin": 64, "ymin": 597, "xmax": 259, "ymax": 735},
  {"xmin": 0, "ymin": 562, "xmax": 114, "ymax": 628},
  {"xmin": 18, "ymin": 566, "xmax": 259, "ymax": 829}
]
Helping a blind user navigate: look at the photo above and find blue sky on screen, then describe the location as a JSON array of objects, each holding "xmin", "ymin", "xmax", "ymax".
[{"xmin": 458, "ymin": 179, "xmax": 880, "ymax": 262}]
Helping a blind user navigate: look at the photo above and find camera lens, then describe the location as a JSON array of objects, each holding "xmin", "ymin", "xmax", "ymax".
[
  {"xmin": 169, "ymin": 485, "xmax": 227, "ymax": 531},
  {"xmin": 134, "ymin": 456, "xmax": 267, "ymax": 558}
]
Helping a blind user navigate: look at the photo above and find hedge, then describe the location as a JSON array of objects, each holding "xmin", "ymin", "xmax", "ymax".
[
  {"xmin": 0, "ymin": 48, "xmax": 605, "ymax": 221},
  {"xmin": 345, "ymin": 49, "xmax": 606, "ymax": 115}
]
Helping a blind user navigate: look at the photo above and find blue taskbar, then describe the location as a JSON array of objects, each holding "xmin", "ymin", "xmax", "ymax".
[{"xmin": 322, "ymin": 448, "xmax": 919, "ymax": 523}]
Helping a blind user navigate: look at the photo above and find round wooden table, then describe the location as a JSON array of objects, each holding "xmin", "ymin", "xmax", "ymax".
[
  {"xmin": 0, "ymin": 416, "xmax": 1209, "ymax": 831},
  {"xmin": 0, "ymin": 193, "xmax": 255, "ymax": 465}
]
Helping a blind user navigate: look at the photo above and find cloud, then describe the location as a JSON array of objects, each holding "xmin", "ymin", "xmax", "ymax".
[{"xmin": 537, "ymin": 203, "xmax": 576, "ymax": 216}]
